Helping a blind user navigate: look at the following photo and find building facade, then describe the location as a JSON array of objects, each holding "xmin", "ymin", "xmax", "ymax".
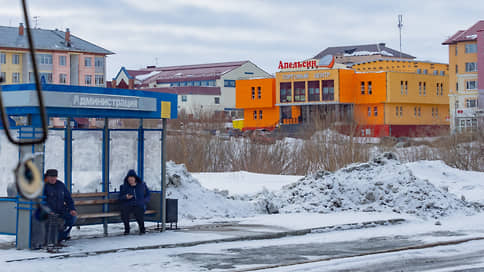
[
  {"xmin": 111, "ymin": 61, "xmax": 271, "ymax": 117},
  {"xmin": 0, "ymin": 24, "xmax": 112, "ymax": 87},
  {"xmin": 443, "ymin": 21, "xmax": 484, "ymax": 133},
  {"xmin": 235, "ymin": 78, "xmax": 279, "ymax": 130},
  {"xmin": 237, "ymin": 56, "xmax": 449, "ymax": 137}
]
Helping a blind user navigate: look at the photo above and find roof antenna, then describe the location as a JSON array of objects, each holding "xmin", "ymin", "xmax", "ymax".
[
  {"xmin": 33, "ymin": 16, "xmax": 39, "ymax": 28},
  {"xmin": 397, "ymin": 14, "xmax": 403, "ymax": 58}
]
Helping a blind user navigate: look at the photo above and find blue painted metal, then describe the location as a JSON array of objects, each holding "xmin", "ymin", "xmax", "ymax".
[
  {"xmin": 137, "ymin": 120, "xmax": 144, "ymax": 181},
  {"xmin": 2, "ymin": 83, "xmax": 177, "ymax": 120}
]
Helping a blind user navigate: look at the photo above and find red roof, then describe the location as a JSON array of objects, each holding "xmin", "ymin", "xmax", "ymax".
[
  {"xmin": 443, "ymin": 21, "xmax": 484, "ymax": 45},
  {"xmin": 141, "ymin": 86, "xmax": 221, "ymax": 95}
]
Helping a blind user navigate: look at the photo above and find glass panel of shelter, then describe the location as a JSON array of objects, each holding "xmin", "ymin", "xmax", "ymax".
[
  {"xmin": 143, "ymin": 130, "xmax": 162, "ymax": 191},
  {"xmin": 71, "ymin": 130, "xmax": 103, "ymax": 193},
  {"xmin": 44, "ymin": 129, "xmax": 65, "ymax": 181},
  {"xmin": 109, "ymin": 130, "xmax": 138, "ymax": 192},
  {"xmin": 0, "ymin": 130, "xmax": 19, "ymax": 197}
]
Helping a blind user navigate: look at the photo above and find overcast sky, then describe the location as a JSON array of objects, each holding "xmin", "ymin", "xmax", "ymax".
[{"xmin": 1, "ymin": 0, "xmax": 483, "ymax": 79}]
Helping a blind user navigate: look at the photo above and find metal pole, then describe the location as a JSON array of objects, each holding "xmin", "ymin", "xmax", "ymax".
[
  {"xmin": 103, "ymin": 118, "xmax": 109, "ymax": 235},
  {"xmin": 161, "ymin": 118, "xmax": 167, "ymax": 231}
]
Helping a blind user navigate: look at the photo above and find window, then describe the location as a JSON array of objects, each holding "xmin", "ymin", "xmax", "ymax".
[
  {"xmin": 465, "ymin": 62, "xmax": 477, "ymax": 72},
  {"xmin": 294, "ymin": 81, "xmax": 305, "ymax": 102},
  {"xmin": 361, "ymin": 82, "xmax": 365, "ymax": 94},
  {"xmin": 432, "ymin": 107, "xmax": 435, "ymax": 117},
  {"xmin": 405, "ymin": 81, "xmax": 408, "ymax": 95},
  {"xmin": 435, "ymin": 107, "xmax": 438, "ymax": 117},
  {"xmin": 95, "ymin": 75, "xmax": 104, "ymax": 85},
  {"xmin": 187, "ymin": 81, "xmax": 194, "ymax": 86},
  {"xmin": 466, "ymin": 99, "xmax": 477, "ymax": 108},
  {"xmin": 423, "ymin": 82, "xmax": 426, "ymax": 96},
  {"xmin": 59, "ymin": 55, "xmax": 66, "ymax": 66},
  {"xmin": 417, "ymin": 68, "xmax": 422, "ymax": 74},
  {"xmin": 280, "ymin": 82, "xmax": 292, "ymax": 103},
  {"xmin": 436, "ymin": 83, "xmax": 440, "ymax": 96},
  {"xmin": 259, "ymin": 110, "xmax": 263, "ymax": 120},
  {"xmin": 418, "ymin": 107, "xmax": 421, "ymax": 117},
  {"xmin": 0, "ymin": 53, "xmax": 5, "ymax": 64},
  {"xmin": 374, "ymin": 106, "xmax": 378, "ymax": 116},
  {"xmin": 59, "ymin": 73, "xmax": 67, "ymax": 84},
  {"xmin": 400, "ymin": 81, "xmax": 404, "ymax": 95},
  {"xmin": 194, "ymin": 81, "xmax": 201, "ymax": 86},
  {"xmin": 419, "ymin": 82, "xmax": 422, "ymax": 95},
  {"xmin": 433, "ymin": 70, "xmax": 438, "ymax": 75},
  {"xmin": 368, "ymin": 81, "xmax": 372, "ymax": 95},
  {"xmin": 12, "ymin": 72, "xmax": 20, "ymax": 83},
  {"xmin": 224, "ymin": 80, "xmax": 236, "ymax": 87},
  {"xmin": 40, "ymin": 72, "xmax": 52, "ymax": 83},
  {"xmin": 322, "ymin": 80, "xmax": 334, "ymax": 100},
  {"xmin": 0, "ymin": 72, "xmax": 5, "ymax": 81},
  {"xmin": 440, "ymin": 71, "xmax": 445, "ymax": 76},
  {"xmin": 455, "ymin": 46, "xmax": 458, "ymax": 56},
  {"xmin": 258, "ymin": 86, "xmax": 261, "ymax": 99},
  {"xmin": 84, "ymin": 57, "xmax": 92, "ymax": 67},
  {"xmin": 456, "ymin": 82, "xmax": 459, "ymax": 91},
  {"xmin": 423, "ymin": 69, "xmax": 428, "ymax": 75},
  {"xmin": 12, "ymin": 54, "xmax": 20, "ymax": 64},
  {"xmin": 308, "ymin": 81, "xmax": 320, "ymax": 101},
  {"xmin": 466, "ymin": 80, "xmax": 477, "ymax": 90},
  {"xmin": 396, "ymin": 106, "xmax": 399, "ymax": 116},
  {"xmin": 214, "ymin": 97, "xmax": 220, "ymax": 104},
  {"xmin": 465, "ymin": 44, "xmax": 477, "ymax": 53},
  {"xmin": 85, "ymin": 75, "xmax": 92, "ymax": 85},
  {"xmin": 368, "ymin": 107, "xmax": 371, "ymax": 117},
  {"xmin": 253, "ymin": 110, "xmax": 257, "ymax": 120},
  {"xmin": 400, "ymin": 106, "xmax": 403, "ymax": 116},
  {"xmin": 414, "ymin": 107, "xmax": 417, "ymax": 116},
  {"xmin": 38, "ymin": 54, "xmax": 52, "ymax": 65},
  {"xmin": 181, "ymin": 95, "xmax": 187, "ymax": 102},
  {"xmin": 456, "ymin": 65, "xmax": 458, "ymax": 73},
  {"xmin": 251, "ymin": 87, "xmax": 255, "ymax": 99},
  {"xmin": 95, "ymin": 57, "xmax": 104, "ymax": 68}
]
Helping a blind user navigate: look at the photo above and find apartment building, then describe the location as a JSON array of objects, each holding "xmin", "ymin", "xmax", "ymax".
[
  {"xmin": 0, "ymin": 23, "xmax": 112, "ymax": 87},
  {"xmin": 442, "ymin": 20, "xmax": 484, "ymax": 133}
]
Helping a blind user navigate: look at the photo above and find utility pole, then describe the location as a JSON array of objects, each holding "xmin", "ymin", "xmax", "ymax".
[{"xmin": 398, "ymin": 15, "xmax": 403, "ymax": 58}]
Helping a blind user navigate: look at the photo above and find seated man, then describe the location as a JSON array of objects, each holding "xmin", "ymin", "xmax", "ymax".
[{"xmin": 43, "ymin": 169, "xmax": 77, "ymax": 243}]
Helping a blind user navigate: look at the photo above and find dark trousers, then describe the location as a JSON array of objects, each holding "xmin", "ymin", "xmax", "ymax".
[
  {"xmin": 59, "ymin": 213, "xmax": 76, "ymax": 241},
  {"xmin": 121, "ymin": 205, "xmax": 145, "ymax": 233}
]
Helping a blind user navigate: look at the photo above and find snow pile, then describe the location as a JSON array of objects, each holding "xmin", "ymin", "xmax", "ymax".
[
  {"xmin": 257, "ymin": 153, "xmax": 478, "ymax": 219},
  {"xmin": 165, "ymin": 161, "xmax": 260, "ymax": 220}
]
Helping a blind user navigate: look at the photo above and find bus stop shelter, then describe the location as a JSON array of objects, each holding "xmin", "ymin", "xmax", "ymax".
[{"xmin": 0, "ymin": 83, "xmax": 177, "ymax": 249}]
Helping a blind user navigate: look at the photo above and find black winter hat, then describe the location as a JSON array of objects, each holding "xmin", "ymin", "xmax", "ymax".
[
  {"xmin": 45, "ymin": 169, "xmax": 58, "ymax": 177},
  {"xmin": 126, "ymin": 169, "xmax": 138, "ymax": 178}
]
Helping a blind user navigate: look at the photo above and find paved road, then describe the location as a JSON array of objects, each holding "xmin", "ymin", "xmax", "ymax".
[{"xmin": 172, "ymin": 230, "xmax": 484, "ymax": 271}]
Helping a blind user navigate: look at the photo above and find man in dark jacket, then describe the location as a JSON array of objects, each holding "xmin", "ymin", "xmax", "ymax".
[
  {"xmin": 119, "ymin": 169, "xmax": 150, "ymax": 235},
  {"xmin": 43, "ymin": 169, "xmax": 77, "ymax": 242}
]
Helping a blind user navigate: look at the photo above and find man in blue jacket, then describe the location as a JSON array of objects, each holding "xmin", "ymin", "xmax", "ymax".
[
  {"xmin": 43, "ymin": 169, "xmax": 77, "ymax": 243},
  {"xmin": 119, "ymin": 169, "xmax": 150, "ymax": 235}
]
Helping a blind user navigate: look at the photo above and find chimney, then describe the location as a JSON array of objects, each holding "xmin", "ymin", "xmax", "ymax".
[
  {"xmin": 65, "ymin": 28, "xmax": 71, "ymax": 46},
  {"xmin": 19, "ymin": 23, "xmax": 24, "ymax": 36}
]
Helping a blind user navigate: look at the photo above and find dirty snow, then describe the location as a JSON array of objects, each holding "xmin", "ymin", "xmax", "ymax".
[
  {"xmin": 165, "ymin": 161, "xmax": 261, "ymax": 220},
  {"xmin": 256, "ymin": 153, "xmax": 478, "ymax": 219}
]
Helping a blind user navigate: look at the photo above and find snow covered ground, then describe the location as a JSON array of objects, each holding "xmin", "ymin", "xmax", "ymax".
[{"xmin": 0, "ymin": 148, "xmax": 483, "ymax": 270}]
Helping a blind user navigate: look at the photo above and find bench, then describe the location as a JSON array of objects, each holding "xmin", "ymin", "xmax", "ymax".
[{"xmin": 72, "ymin": 192, "xmax": 157, "ymax": 226}]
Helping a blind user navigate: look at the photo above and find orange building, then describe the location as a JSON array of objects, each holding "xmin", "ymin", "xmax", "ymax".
[
  {"xmin": 235, "ymin": 78, "xmax": 279, "ymax": 130},
  {"xmin": 236, "ymin": 57, "xmax": 450, "ymax": 137}
]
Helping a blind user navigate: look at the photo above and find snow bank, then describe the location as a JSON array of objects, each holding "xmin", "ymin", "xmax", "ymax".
[
  {"xmin": 165, "ymin": 161, "xmax": 260, "ymax": 220},
  {"xmin": 257, "ymin": 153, "xmax": 478, "ymax": 219}
]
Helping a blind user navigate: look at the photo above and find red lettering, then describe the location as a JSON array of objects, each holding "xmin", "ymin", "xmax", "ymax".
[
  {"xmin": 303, "ymin": 62, "xmax": 306, "ymax": 68},
  {"xmin": 284, "ymin": 63, "xmax": 289, "ymax": 69},
  {"xmin": 278, "ymin": 61, "xmax": 283, "ymax": 69}
]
